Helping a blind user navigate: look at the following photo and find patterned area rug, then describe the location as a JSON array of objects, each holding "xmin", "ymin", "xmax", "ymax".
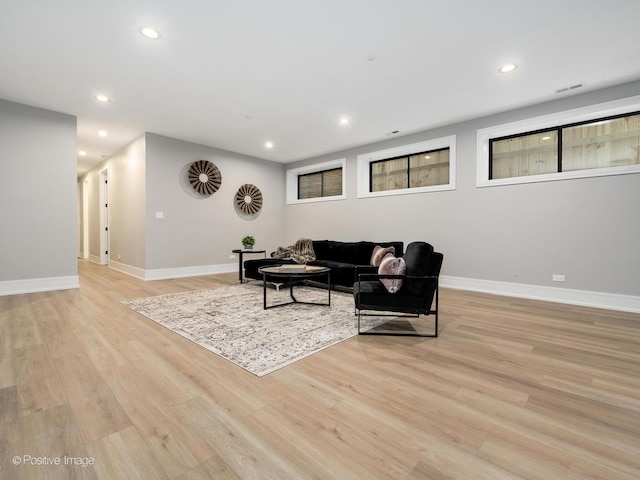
[{"xmin": 121, "ymin": 284, "xmax": 384, "ymax": 376}]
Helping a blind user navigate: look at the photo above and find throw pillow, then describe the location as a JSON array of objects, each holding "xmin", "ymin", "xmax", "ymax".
[
  {"xmin": 370, "ymin": 245, "xmax": 395, "ymax": 267},
  {"xmin": 378, "ymin": 255, "xmax": 406, "ymax": 293}
]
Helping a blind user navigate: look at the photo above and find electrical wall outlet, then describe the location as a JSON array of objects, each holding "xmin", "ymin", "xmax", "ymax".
[
  {"xmin": 230, "ymin": 254, "xmax": 236, "ymax": 259},
  {"xmin": 552, "ymin": 274, "xmax": 565, "ymax": 282}
]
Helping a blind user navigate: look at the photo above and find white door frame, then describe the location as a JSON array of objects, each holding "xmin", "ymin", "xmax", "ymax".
[
  {"xmin": 82, "ymin": 179, "xmax": 89, "ymax": 259},
  {"xmin": 99, "ymin": 168, "xmax": 109, "ymax": 265}
]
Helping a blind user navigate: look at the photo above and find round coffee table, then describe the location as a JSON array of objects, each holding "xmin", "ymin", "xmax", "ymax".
[{"xmin": 258, "ymin": 265, "xmax": 331, "ymax": 309}]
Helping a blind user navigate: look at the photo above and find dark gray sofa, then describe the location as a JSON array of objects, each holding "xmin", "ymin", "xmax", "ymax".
[{"xmin": 243, "ymin": 240, "xmax": 404, "ymax": 290}]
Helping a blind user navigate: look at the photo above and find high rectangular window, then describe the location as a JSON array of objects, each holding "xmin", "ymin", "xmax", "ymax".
[
  {"xmin": 370, "ymin": 148, "xmax": 450, "ymax": 192},
  {"xmin": 357, "ymin": 136, "xmax": 456, "ymax": 198},
  {"xmin": 489, "ymin": 112, "xmax": 640, "ymax": 180},
  {"xmin": 298, "ymin": 167, "xmax": 343, "ymax": 199},
  {"xmin": 286, "ymin": 158, "xmax": 346, "ymax": 204}
]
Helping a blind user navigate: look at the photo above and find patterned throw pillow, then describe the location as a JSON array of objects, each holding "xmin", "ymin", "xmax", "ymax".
[
  {"xmin": 370, "ymin": 245, "xmax": 395, "ymax": 266},
  {"xmin": 378, "ymin": 255, "xmax": 406, "ymax": 293}
]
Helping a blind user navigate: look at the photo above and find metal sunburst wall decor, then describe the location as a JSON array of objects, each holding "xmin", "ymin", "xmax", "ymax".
[
  {"xmin": 188, "ymin": 160, "xmax": 222, "ymax": 195},
  {"xmin": 235, "ymin": 184, "xmax": 263, "ymax": 215}
]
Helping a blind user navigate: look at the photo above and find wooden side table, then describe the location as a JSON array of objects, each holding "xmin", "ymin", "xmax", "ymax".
[{"xmin": 232, "ymin": 249, "xmax": 266, "ymax": 283}]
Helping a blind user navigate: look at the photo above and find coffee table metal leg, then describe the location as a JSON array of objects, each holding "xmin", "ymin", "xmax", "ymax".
[
  {"xmin": 289, "ymin": 280, "xmax": 297, "ymax": 303},
  {"xmin": 262, "ymin": 273, "xmax": 267, "ymax": 309},
  {"xmin": 260, "ymin": 270, "xmax": 331, "ymax": 310}
]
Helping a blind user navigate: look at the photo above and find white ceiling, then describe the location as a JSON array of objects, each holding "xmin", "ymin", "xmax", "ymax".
[{"xmin": 2, "ymin": 0, "xmax": 640, "ymax": 177}]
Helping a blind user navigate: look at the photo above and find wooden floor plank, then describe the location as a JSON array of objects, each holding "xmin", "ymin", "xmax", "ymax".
[
  {"xmin": 21, "ymin": 404, "xmax": 97, "ymax": 480},
  {"xmin": 0, "ymin": 315, "xmax": 16, "ymax": 388},
  {"xmin": 101, "ymin": 363, "xmax": 215, "ymax": 478},
  {"xmin": 15, "ymin": 344, "xmax": 67, "ymax": 416},
  {"xmin": 175, "ymin": 395, "xmax": 307, "ymax": 479},
  {"xmin": 87, "ymin": 426, "xmax": 168, "ymax": 480},
  {"xmin": 52, "ymin": 352, "xmax": 131, "ymax": 444},
  {"xmin": 0, "ymin": 386, "xmax": 22, "ymax": 480},
  {"xmin": 456, "ymin": 387, "xmax": 640, "ymax": 469}
]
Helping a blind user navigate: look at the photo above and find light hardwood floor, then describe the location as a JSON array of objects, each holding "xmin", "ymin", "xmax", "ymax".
[{"xmin": 1, "ymin": 260, "xmax": 639, "ymax": 479}]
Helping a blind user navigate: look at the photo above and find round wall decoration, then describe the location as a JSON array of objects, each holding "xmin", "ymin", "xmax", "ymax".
[
  {"xmin": 235, "ymin": 184, "xmax": 263, "ymax": 215},
  {"xmin": 188, "ymin": 160, "xmax": 222, "ymax": 195}
]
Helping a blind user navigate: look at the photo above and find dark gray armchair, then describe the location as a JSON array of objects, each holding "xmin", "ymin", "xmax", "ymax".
[{"xmin": 353, "ymin": 242, "xmax": 443, "ymax": 337}]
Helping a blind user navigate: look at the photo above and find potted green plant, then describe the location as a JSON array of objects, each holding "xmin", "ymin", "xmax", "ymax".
[{"xmin": 241, "ymin": 235, "xmax": 255, "ymax": 250}]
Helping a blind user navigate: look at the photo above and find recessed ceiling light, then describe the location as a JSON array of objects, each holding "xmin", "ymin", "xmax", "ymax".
[
  {"xmin": 98, "ymin": 130, "xmax": 108, "ymax": 137},
  {"xmin": 140, "ymin": 26, "xmax": 160, "ymax": 39},
  {"xmin": 338, "ymin": 117, "xmax": 350, "ymax": 126},
  {"xmin": 499, "ymin": 63, "xmax": 518, "ymax": 73},
  {"xmin": 542, "ymin": 136, "xmax": 551, "ymax": 141},
  {"xmin": 79, "ymin": 150, "xmax": 87, "ymax": 156},
  {"xmin": 265, "ymin": 141, "xmax": 274, "ymax": 149},
  {"xmin": 95, "ymin": 94, "xmax": 110, "ymax": 103}
]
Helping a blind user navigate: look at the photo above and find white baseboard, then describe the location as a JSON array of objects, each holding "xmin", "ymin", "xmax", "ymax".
[
  {"xmin": 440, "ymin": 275, "xmax": 640, "ymax": 314},
  {"xmin": 107, "ymin": 260, "xmax": 237, "ymax": 281},
  {"xmin": 89, "ymin": 254, "xmax": 103, "ymax": 265},
  {"xmin": 0, "ymin": 275, "xmax": 80, "ymax": 296},
  {"xmin": 144, "ymin": 263, "xmax": 236, "ymax": 281},
  {"xmin": 108, "ymin": 260, "xmax": 147, "ymax": 280}
]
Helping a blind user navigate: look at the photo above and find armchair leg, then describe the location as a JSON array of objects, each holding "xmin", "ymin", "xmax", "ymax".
[{"xmin": 356, "ymin": 309, "xmax": 437, "ymax": 337}]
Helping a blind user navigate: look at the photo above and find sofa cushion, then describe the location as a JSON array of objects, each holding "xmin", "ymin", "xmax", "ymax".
[
  {"xmin": 378, "ymin": 255, "xmax": 406, "ymax": 293},
  {"xmin": 311, "ymin": 260, "xmax": 357, "ymax": 287},
  {"xmin": 327, "ymin": 241, "xmax": 360, "ymax": 264},
  {"xmin": 311, "ymin": 240, "xmax": 330, "ymax": 260}
]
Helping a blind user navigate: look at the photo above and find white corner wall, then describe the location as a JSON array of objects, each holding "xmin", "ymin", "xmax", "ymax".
[
  {"xmin": 0, "ymin": 99, "xmax": 79, "ymax": 295},
  {"xmin": 81, "ymin": 133, "xmax": 287, "ymax": 281}
]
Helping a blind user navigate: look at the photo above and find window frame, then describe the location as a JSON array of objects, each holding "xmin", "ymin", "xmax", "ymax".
[
  {"xmin": 286, "ymin": 158, "xmax": 346, "ymax": 204},
  {"xmin": 297, "ymin": 167, "xmax": 343, "ymax": 200},
  {"xmin": 477, "ymin": 95, "xmax": 640, "ymax": 187},
  {"xmin": 369, "ymin": 147, "xmax": 451, "ymax": 192},
  {"xmin": 357, "ymin": 136, "xmax": 456, "ymax": 199}
]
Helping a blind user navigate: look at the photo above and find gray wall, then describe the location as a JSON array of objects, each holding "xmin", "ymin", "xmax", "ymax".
[
  {"xmin": 144, "ymin": 134, "xmax": 286, "ymax": 271},
  {"xmin": 284, "ymin": 81, "xmax": 640, "ymax": 298},
  {"xmin": 0, "ymin": 99, "xmax": 78, "ymax": 285}
]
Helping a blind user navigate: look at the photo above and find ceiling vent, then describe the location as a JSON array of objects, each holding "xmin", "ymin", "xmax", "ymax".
[{"xmin": 555, "ymin": 83, "xmax": 584, "ymax": 94}]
